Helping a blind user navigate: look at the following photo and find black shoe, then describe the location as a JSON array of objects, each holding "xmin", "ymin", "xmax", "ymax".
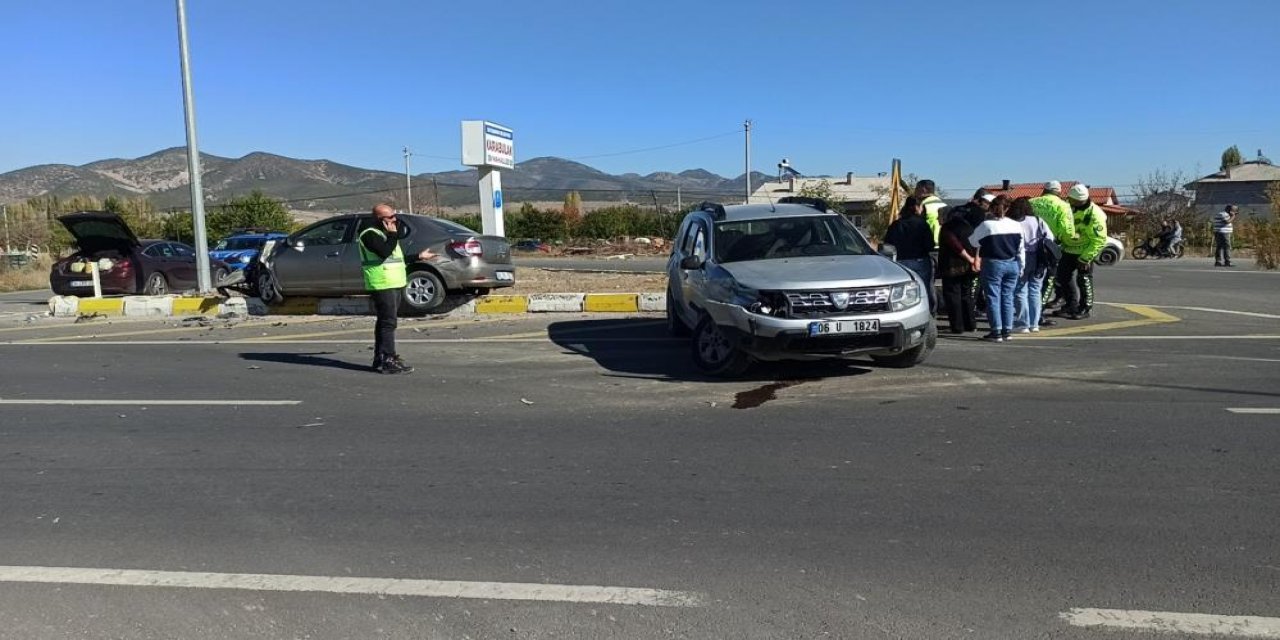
[
  {"xmin": 371, "ymin": 355, "xmax": 386, "ymax": 373},
  {"xmin": 382, "ymin": 354, "xmax": 414, "ymax": 374},
  {"xmin": 1050, "ymin": 308, "xmax": 1075, "ymax": 318},
  {"xmin": 1215, "ymin": 262, "xmax": 1223, "ymax": 267},
  {"xmin": 982, "ymin": 332, "xmax": 1004, "ymax": 343},
  {"xmin": 1224, "ymin": 263, "xmax": 1234, "ymax": 267},
  {"xmin": 1001, "ymin": 331, "xmax": 1012, "ymax": 342},
  {"xmin": 1073, "ymin": 310, "xmax": 1092, "ymax": 319},
  {"xmin": 1038, "ymin": 319, "xmax": 1057, "ymax": 327}
]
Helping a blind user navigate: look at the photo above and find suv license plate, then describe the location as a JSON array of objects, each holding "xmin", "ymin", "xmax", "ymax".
[
  {"xmin": 808, "ymin": 319, "xmax": 879, "ymax": 337},
  {"xmin": 495, "ymin": 271, "xmax": 514, "ymax": 282},
  {"xmin": 70, "ymin": 281, "xmax": 93, "ymax": 287}
]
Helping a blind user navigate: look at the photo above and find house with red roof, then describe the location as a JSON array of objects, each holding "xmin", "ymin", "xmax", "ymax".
[{"xmin": 981, "ymin": 181, "xmax": 1135, "ymax": 217}]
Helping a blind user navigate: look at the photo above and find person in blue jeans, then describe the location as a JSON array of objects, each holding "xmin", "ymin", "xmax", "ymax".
[
  {"xmin": 1009, "ymin": 197, "xmax": 1055, "ymax": 333},
  {"xmin": 881, "ymin": 196, "xmax": 937, "ymax": 314},
  {"xmin": 969, "ymin": 195, "xmax": 1025, "ymax": 343}
]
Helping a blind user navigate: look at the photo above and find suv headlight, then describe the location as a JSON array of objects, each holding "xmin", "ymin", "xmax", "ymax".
[
  {"xmin": 239, "ymin": 254, "xmax": 254, "ymax": 263},
  {"xmin": 890, "ymin": 280, "xmax": 921, "ymax": 311}
]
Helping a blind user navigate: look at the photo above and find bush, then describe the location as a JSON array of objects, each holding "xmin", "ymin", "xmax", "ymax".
[{"xmin": 508, "ymin": 204, "xmax": 570, "ymax": 240}]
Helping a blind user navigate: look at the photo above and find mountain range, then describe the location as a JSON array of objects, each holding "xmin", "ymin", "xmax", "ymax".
[{"xmin": 0, "ymin": 148, "xmax": 773, "ymax": 212}]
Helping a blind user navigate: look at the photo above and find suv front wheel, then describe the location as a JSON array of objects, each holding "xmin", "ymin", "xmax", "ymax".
[
  {"xmin": 692, "ymin": 315, "xmax": 751, "ymax": 377},
  {"xmin": 870, "ymin": 322, "xmax": 937, "ymax": 368}
]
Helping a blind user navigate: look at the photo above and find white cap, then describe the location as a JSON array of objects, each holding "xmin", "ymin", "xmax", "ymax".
[
  {"xmin": 1068, "ymin": 183, "xmax": 1091, "ymax": 202},
  {"xmin": 1044, "ymin": 180, "xmax": 1062, "ymax": 193},
  {"xmin": 981, "ymin": 194, "xmax": 996, "ymax": 203}
]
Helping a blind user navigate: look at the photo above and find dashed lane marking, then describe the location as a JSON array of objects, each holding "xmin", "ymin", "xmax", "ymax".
[
  {"xmin": 0, "ymin": 315, "xmax": 344, "ymax": 338},
  {"xmin": 1226, "ymin": 408, "xmax": 1280, "ymax": 415},
  {"xmin": 0, "ymin": 565, "xmax": 704, "ymax": 608},
  {"xmin": 235, "ymin": 317, "xmax": 509, "ymax": 342},
  {"xmin": 1061, "ymin": 607, "xmax": 1280, "ymax": 637}
]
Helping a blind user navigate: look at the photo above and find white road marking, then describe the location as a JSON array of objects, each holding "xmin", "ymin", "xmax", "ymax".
[
  {"xmin": 1100, "ymin": 303, "xmax": 1280, "ymax": 320},
  {"xmin": 1227, "ymin": 408, "xmax": 1280, "ymax": 415},
  {"xmin": 1, "ymin": 338, "xmax": 685, "ymax": 346},
  {"xmin": 1201, "ymin": 356, "xmax": 1280, "ymax": 363},
  {"xmin": 0, "ymin": 399, "xmax": 300, "ymax": 406},
  {"xmin": 1061, "ymin": 608, "xmax": 1280, "ymax": 637},
  {"xmin": 0, "ymin": 566, "xmax": 703, "ymax": 608}
]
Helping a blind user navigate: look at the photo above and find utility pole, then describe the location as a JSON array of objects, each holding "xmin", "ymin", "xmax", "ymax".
[
  {"xmin": 432, "ymin": 177, "xmax": 441, "ymax": 216},
  {"xmin": 175, "ymin": 0, "xmax": 212, "ymax": 292},
  {"xmin": 744, "ymin": 119, "xmax": 752, "ymax": 204},
  {"xmin": 676, "ymin": 186, "xmax": 682, "ymax": 209},
  {"xmin": 2, "ymin": 204, "xmax": 9, "ymax": 253},
  {"xmin": 403, "ymin": 146, "xmax": 414, "ymax": 214}
]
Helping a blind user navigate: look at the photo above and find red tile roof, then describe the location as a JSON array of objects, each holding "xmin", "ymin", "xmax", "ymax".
[{"xmin": 981, "ymin": 181, "xmax": 1117, "ymax": 205}]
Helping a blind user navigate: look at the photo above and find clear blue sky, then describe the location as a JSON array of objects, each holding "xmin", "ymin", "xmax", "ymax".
[{"xmin": 4, "ymin": 0, "xmax": 1278, "ymax": 196}]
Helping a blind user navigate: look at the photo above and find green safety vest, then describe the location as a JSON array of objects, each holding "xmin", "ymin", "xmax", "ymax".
[
  {"xmin": 1029, "ymin": 193, "xmax": 1076, "ymax": 243},
  {"xmin": 921, "ymin": 195, "xmax": 947, "ymax": 244},
  {"xmin": 358, "ymin": 227, "xmax": 407, "ymax": 291},
  {"xmin": 1060, "ymin": 203, "xmax": 1109, "ymax": 262}
]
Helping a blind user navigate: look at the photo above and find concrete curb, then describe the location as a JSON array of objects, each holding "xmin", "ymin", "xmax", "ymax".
[
  {"xmin": 49, "ymin": 295, "xmax": 247, "ymax": 318},
  {"xmin": 47, "ymin": 292, "xmax": 665, "ymax": 318}
]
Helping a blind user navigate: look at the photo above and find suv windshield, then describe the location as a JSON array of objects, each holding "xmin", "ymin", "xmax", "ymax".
[
  {"xmin": 215, "ymin": 237, "xmax": 262, "ymax": 251},
  {"xmin": 714, "ymin": 215, "xmax": 873, "ymax": 263}
]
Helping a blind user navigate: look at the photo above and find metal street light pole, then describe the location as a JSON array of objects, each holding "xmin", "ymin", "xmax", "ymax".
[
  {"xmin": 744, "ymin": 119, "xmax": 752, "ymax": 204},
  {"xmin": 404, "ymin": 147, "xmax": 414, "ymax": 214},
  {"xmin": 175, "ymin": 0, "xmax": 211, "ymax": 292}
]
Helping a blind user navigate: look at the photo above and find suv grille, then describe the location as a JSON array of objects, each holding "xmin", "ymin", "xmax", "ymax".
[{"xmin": 783, "ymin": 288, "xmax": 891, "ymax": 317}]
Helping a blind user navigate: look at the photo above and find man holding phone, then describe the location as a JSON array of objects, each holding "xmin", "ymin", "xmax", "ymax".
[{"xmin": 360, "ymin": 203, "xmax": 437, "ymax": 373}]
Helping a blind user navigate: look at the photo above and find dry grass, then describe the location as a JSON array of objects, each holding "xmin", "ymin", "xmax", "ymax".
[
  {"xmin": 506, "ymin": 268, "xmax": 666, "ymax": 294},
  {"xmin": 0, "ymin": 257, "xmax": 51, "ymax": 293},
  {"xmin": 1249, "ymin": 220, "xmax": 1280, "ymax": 270}
]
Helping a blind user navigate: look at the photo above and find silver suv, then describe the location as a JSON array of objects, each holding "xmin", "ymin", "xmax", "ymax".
[{"xmin": 666, "ymin": 200, "xmax": 936, "ymax": 376}]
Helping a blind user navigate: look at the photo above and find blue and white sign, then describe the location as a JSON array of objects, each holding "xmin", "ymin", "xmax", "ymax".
[
  {"xmin": 493, "ymin": 189, "xmax": 503, "ymax": 210},
  {"xmin": 461, "ymin": 120, "xmax": 515, "ymax": 169}
]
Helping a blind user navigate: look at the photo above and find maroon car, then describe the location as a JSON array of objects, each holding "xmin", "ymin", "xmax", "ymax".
[{"xmin": 49, "ymin": 211, "xmax": 230, "ymax": 296}]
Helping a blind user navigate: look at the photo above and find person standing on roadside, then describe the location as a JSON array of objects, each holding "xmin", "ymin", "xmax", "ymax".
[
  {"xmin": 1030, "ymin": 181, "xmax": 1075, "ymax": 318},
  {"xmin": 938, "ymin": 207, "xmax": 980, "ymax": 334},
  {"xmin": 914, "ymin": 179, "xmax": 949, "ymax": 244},
  {"xmin": 1213, "ymin": 205, "xmax": 1237, "ymax": 267},
  {"xmin": 1053, "ymin": 184, "xmax": 1108, "ymax": 320},
  {"xmin": 948, "ymin": 189, "xmax": 995, "ymax": 317},
  {"xmin": 361, "ymin": 203, "xmax": 438, "ymax": 374},
  {"xmin": 970, "ymin": 195, "xmax": 1024, "ymax": 342},
  {"xmin": 1009, "ymin": 197, "xmax": 1054, "ymax": 333},
  {"xmin": 882, "ymin": 196, "xmax": 937, "ymax": 313}
]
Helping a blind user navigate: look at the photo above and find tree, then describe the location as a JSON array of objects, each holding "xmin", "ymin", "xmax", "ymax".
[
  {"xmin": 1221, "ymin": 145, "xmax": 1243, "ymax": 171},
  {"xmin": 562, "ymin": 191, "xmax": 583, "ymax": 222},
  {"xmin": 796, "ymin": 179, "xmax": 838, "ymax": 205},
  {"xmin": 206, "ymin": 190, "xmax": 295, "ymax": 244},
  {"xmin": 1133, "ymin": 169, "xmax": 1205, "ymax": 249}
]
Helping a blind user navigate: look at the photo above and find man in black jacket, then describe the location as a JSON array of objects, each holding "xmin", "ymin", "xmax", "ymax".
[{"xmin": 882, "ymin": 196, "xmax": 937, "ymax": 313}]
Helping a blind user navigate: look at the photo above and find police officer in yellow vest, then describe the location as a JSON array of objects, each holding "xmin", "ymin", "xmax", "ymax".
[
  {"xmin": 914, "ymin": 179, "xmax": 948, "ymax": 244},
  {"xmin": 362, "ymin": 203, "xmax": 437, "ymax": 374},
  {"xmin": 1051, "ymin": 185, "xmax": 1107, "ymax": 320}
]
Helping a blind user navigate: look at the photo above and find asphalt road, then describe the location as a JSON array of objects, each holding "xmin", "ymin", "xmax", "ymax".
[{"xmin": 0, "ymin": 260, "xmax": 1277, "ymax": 639}]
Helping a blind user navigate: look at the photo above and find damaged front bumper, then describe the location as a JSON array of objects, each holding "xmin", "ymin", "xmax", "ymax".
[{"xmin": 701, "ymin": 299, "xmax": 933, "ymax": 361}]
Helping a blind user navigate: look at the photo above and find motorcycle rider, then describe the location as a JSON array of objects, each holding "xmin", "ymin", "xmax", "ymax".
[
  {"xmin": 1157, "ymin": 218, "xmax": 1183, "ymax": 257},
  {"xmin": 1052, "ymin": 184, "xmax": 1107, "ymax": 320}
]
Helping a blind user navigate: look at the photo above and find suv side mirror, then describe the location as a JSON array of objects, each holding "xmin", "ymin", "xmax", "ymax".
[
  {"xmin": 877, "ymin": 244, "xmax": 897, "ymax": 261},
  {"xmin": 292, "ymin": 240, "xmax": 305, "ymax": 251},
  {"xmin": 680, "ymin": 255, "xmax": 705, "ymax": 270}
]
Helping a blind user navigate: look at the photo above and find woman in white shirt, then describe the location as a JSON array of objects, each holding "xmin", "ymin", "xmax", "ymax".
[{"xmin": 969, "ymin": 195, "xmax": 1025, "ymax": 343}]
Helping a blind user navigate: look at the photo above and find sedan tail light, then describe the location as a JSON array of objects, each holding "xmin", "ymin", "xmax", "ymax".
[{"xmin": 448, "ymin": 238, "xmax": 483, "ymax": 257}]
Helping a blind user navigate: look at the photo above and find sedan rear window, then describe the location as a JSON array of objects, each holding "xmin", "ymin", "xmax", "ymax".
[
  {"xmin": 714, "ymin": 216, "xmax": 873, "ymax": 263},
  {"xmin": 215, "ymin": 237, "xmax": 263, "ymax": 251}
]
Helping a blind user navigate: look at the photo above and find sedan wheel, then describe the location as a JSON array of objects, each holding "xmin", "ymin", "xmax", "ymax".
[
  {"xmin": 257, "ymin": 270, "xmax": 283, "ymax": 305},
  {"xmin": 692, "ymin": 315, "xmax": 750, "ymax": 377},
  {"xmin": 403, "ymin": 270, "xmax": 446, "ymax": 313},
  {"xmin": 145, "ymin": 272, "xmax": 168, "ymax": 295}
]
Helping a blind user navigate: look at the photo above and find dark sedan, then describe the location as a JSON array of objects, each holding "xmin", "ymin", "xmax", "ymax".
[
  {"xmin": 49, "ymin": 211, "xmax": 231, "ymax": 296},
  {"xmin": 258, "ymin": 213, "xmax": 514, "ymax": 313}
]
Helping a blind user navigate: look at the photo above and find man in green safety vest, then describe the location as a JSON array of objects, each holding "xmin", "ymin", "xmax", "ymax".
[
  {"xmin": 362, "ymin": 203, "xmax": 437, "ymax": 374},
  {"xmin": 1051, "ymin": 185, "xmax": 1107, "ymax": 320},
  {"xmin": 914, "ymin": 179, "xmax": 948, "ymax": 244},
  {"xmin": 1029, "ymin": 181, "xmax": 1075, "ymax": 319}
]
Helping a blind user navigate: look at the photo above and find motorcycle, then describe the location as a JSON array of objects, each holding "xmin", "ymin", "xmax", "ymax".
[{"xmin": 1131, "ymin": 236, "xmax": 1184, "ymax": 260}]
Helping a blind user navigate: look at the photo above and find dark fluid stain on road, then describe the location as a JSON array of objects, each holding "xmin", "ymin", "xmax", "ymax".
[{"xmin": 733, "ymin": 380, "xmax": 810, "ymax": 409}]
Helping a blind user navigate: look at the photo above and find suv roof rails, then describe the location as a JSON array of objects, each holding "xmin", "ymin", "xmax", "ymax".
[
  {"xmin": 777, "ymin": 196, "xmax": 830, "ymax": 212},
  {"xmin": 696, "ymin": 201, "xmax": 727, "ymax": 220}
]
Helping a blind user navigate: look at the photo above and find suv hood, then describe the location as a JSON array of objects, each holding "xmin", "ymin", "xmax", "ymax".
[
  {"xmin": 58, "ymin": 211, "xmax": 140, "ymax": 254},
  {"xmin": 722, "ymin": 255, "xmax": 913, "ymax": 291}
]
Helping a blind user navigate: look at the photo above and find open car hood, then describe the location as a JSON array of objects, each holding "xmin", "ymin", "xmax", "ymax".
[{"xmin": 58, "ymin": 211, "xmax": 140, "ymax": 253}]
